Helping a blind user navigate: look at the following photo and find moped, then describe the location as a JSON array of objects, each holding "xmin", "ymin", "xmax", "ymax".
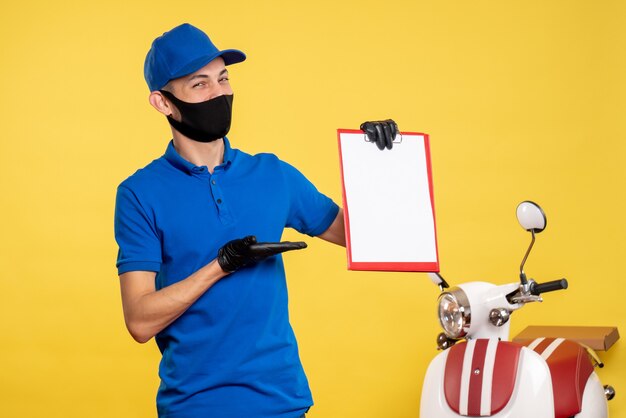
[{"xmin": 420, "ymin": 201, "xmax": 616, "ymax": 418}]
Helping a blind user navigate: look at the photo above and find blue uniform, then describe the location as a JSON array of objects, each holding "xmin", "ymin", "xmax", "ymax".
[{"xmin": 114, "ymin": 138, "xmax": 339, "ymax": 418}]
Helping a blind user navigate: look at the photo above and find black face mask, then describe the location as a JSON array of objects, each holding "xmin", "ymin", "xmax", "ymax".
[{"xmin": 159, "ymin": 90, "xmax": 233, "ymax": 143}]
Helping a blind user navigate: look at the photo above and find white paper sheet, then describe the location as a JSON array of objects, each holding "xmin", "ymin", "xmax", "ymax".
[{"xmin": 338, "ymin": 131, "xmax": 439, "ymax": 271}]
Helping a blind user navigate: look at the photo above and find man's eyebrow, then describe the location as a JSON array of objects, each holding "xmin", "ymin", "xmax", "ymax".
[
  {"xmin": 187, "ymin": 74, "xmax": 208, "ymax": 82},
  {"xmin": 187, "ymin": 69, "xmax": 229, "ymax": 82}
]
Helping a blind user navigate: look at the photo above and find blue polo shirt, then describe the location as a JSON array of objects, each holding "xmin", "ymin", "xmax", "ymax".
[{"xmin": 114, "ymin": 138, "xmax": 339, "ymax": 418}]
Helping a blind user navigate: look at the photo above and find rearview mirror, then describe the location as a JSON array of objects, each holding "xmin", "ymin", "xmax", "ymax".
[{"xmin": 516, "ymin": 201, "xmax": 547, "ymax": 233}]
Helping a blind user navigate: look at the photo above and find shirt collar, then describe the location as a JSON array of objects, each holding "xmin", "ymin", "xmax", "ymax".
[
  {"xmin": 223, "ymin": 136, "xmax": 234, "ymax": 165},
  {"xmin": 164, "ymin": 137, "xmax": 234, "ymax": 174}
]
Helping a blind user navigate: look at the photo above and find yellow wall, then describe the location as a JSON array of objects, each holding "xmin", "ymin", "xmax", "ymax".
[{"xmin": 1, "ymin": 1, "xmax": 624, "ymax": 417}]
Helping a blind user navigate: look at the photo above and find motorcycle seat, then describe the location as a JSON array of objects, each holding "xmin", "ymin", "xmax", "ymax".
[{"xmin": 521, "ymin": 337, "xmax": 595, "ymax": 418}]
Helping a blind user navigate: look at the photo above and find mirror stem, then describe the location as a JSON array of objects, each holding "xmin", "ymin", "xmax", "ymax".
[{"xmin": 519, "ymin": 230, "xmax": 536, "ymax": 285}]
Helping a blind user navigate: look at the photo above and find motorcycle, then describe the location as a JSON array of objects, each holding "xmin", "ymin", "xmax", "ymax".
[{"xmin": 420, "ymin": 201, "xmax": 616, "ymax": 418}]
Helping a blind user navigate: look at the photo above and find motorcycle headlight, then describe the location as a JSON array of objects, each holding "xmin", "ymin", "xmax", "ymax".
[{"xmin": 437, "ymin": 287, "xmax": 471, "ymax": 339}]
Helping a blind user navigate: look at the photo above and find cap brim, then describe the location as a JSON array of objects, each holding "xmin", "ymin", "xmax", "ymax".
[
  {"xmin": 170, "ymin": 49, "xmax": 246, "ymax": 82},
  {"xmin": 220, "ymin": 49, "xmax": 246, "ymax": 66}
]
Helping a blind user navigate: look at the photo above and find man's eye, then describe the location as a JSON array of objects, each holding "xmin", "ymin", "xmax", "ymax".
[
  {"xmin": 219, "ymin": 77, "xmax": 230, "ymax": 83},
  {"xmin": 192, "ymin": 82, "xmax": 205, "ymax": 88}
]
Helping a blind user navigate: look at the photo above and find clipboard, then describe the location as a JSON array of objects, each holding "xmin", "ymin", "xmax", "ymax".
[{"xmin": 337, "ymin": 129, "xmax": 439, "ymax": 272}]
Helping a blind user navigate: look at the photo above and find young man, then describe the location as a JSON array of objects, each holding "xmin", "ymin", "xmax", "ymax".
[{"xmin": 114, "ymin": 23, "xmax": 396, "ymax": 418}]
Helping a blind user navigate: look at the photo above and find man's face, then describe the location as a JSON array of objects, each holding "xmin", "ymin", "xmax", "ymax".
[{"xmin": 166, "ymin": 57, "xmax": 233, "ymax": 104}]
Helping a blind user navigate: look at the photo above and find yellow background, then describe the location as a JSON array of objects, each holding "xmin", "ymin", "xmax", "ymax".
[{"xmin": 1, "ymin": 1, "xmax": 624, "ymax": 417}]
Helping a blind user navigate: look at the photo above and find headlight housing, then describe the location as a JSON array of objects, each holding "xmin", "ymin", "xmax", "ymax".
[{"xmin": 437, "ymin": 287, "xmax": 471, "ymax": 339}]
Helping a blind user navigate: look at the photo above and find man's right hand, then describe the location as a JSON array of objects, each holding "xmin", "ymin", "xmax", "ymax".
[
  {"xmin": 120, "ymin": 236, "xmax": 304, "ymax": 343},
  {"xmin": 217, "ymin": 235, "xmax": 307, "ymax": 273}
]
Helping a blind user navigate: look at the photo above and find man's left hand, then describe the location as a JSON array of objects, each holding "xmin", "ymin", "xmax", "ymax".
[{"xmin": 360, "ymin": 119, "xmax": 399, "ymax": 150}]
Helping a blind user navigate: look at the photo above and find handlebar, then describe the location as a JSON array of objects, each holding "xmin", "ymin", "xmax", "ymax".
[{"xmin": 530, "ymin": 278, "xmax": 568, "ymax": 295}]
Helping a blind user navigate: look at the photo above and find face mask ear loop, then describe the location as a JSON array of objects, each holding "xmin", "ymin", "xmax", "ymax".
[
  {"xmin": 159, "ymin": 89, "xmax": 184, "ymax": 114},
  {"xmin": 159, "ymin": 89, "xmax": 184, "ymax": 121}
]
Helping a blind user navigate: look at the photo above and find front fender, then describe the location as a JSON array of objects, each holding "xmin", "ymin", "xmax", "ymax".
[{"xmin": 420, "ymin": 342, "xmax": 554, "ymax": 418}]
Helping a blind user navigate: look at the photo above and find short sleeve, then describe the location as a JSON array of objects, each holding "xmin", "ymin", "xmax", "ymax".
[
  {"xmin": 114, "ymin": 185, "xmax": 162, "ymax": 275},
  {"xmin": 280, "ymin": 161, "xmax": 339, "ymax": 236}
]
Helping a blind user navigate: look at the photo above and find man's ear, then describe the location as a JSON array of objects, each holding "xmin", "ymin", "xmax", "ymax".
[{"xmin": 149, "ymin": 91, "xmax": 173, "ymax": 116}]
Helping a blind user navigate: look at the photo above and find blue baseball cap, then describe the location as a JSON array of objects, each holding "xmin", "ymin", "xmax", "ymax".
[{"xmin": 144, "ymin": 23, "xmax": 246, "ymax": 92}]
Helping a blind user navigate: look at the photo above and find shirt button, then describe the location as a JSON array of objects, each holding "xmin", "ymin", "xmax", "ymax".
[
  {"xmin": 217, "ymin": 198, "xmax": 222, "ymax": 204},
  {"xmin": 211, "ymin": 180, "xmax": 216, "ymax": 185}
]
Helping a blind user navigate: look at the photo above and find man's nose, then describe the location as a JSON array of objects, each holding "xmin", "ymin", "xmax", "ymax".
[{"xmin": 207, "ymin": 84, "xmax": 231, "ymax": 100}]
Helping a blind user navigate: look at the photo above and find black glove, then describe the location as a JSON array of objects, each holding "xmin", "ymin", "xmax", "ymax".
[
  {"xmin": 360, "ymin": 119, "xmax": 399, "ymax": 150},
  {"xmin": 217, "ymin": 235, "xmax": 307, "ymax": 273}
]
